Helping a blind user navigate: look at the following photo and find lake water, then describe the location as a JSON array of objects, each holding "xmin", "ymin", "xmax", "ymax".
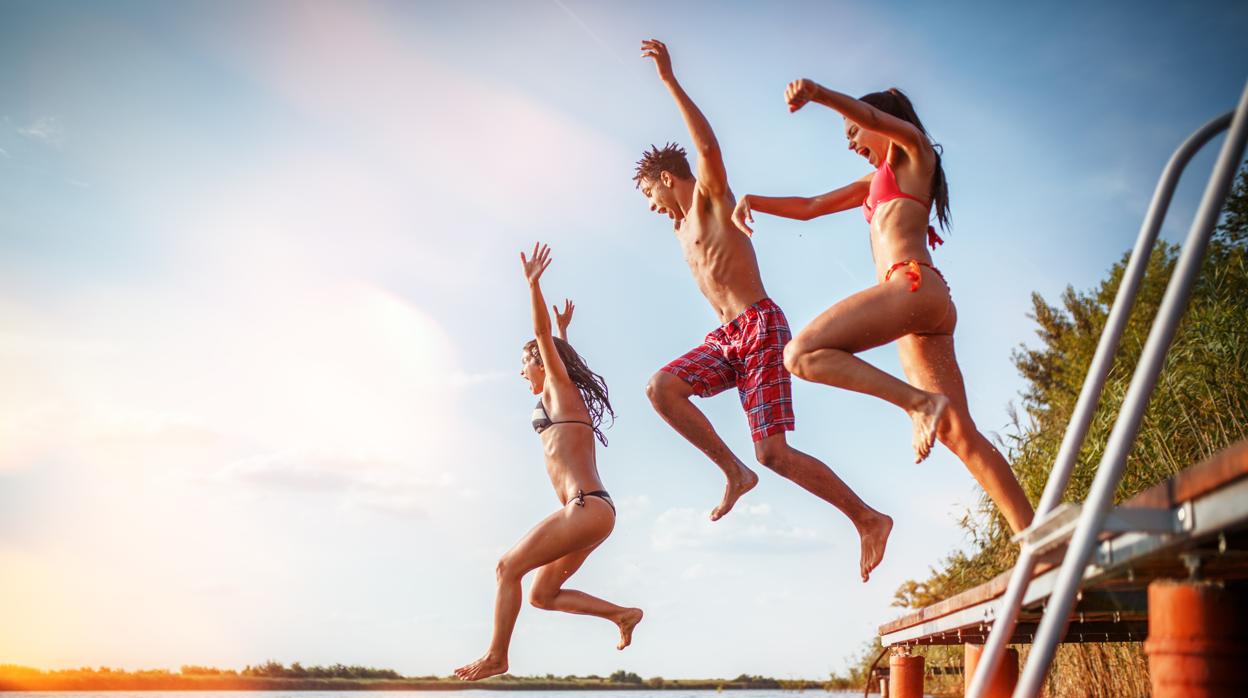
[{"xmin": 0, "ymin": 691, "xmax": 935, "ymax": 697}]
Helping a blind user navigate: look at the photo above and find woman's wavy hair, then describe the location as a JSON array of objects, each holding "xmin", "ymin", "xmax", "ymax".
[
  {"xmin": 524, "ymin": 337, "xmax": 615, "ymax": 446},
  {"xmin": 859, "ymin": 87, "xmax": 951, "ymax": 232}
]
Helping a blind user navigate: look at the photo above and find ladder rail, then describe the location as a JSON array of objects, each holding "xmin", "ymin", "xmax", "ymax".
[
  {"xmin": 965, "ymin": 109, "xmax": 1235, "ymax": 698},
  {"xmin": 1013, "ymin": 80, "xmax": 1248, "ymax": 698}
]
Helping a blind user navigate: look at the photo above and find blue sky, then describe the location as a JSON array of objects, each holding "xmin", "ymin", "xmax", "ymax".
[{"xmin": 2, "ymin": 0, "xmax": 1245, "ymax": 680}]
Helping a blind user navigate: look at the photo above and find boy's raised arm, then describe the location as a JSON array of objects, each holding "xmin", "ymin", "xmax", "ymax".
[{"xmin": 642, "ymin": 39, "xmax": 728, "ymax": 197}]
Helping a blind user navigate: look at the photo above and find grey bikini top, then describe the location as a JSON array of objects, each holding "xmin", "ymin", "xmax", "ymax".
[{"xmin": 531, "ymin": 398, "xmax": 592, "ymax": 434}]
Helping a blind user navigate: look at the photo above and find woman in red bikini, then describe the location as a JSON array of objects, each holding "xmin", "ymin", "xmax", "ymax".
[
  {"xmin": 454, "ymin": 243, "xmax": 643, "ymax": 681},
  {"xmin": 732, "ymin": 82, "xmax": 1033, "ymax": 534}
]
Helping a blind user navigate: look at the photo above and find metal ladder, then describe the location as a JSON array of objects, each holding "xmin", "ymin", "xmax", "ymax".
[{"xmin": 965, "ymin": 80, "xmax": 1248, "ymax": 698}]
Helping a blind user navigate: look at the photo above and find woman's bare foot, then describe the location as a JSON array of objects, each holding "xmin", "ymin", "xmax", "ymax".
[
  {"xmin": 454, "ymin": 652, "xmax": 508, "ymax": 681},
  {"xmin": 710, "ymin": 465, "xmax": 759, "ymax": 521},
  {"xmin": 909, "ymin": 394, "xmax": 949, "ymax": 463},
  {"xmin": 616, "ymin": 608, "xmax": 644, "ymax": 649},
  {"xmin": 857, "ymin": 513, "xmax": 893, "ymax": 582}
]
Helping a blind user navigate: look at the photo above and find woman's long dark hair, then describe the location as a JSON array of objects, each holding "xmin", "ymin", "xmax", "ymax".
[
  {"xmin": 524, "ymin": 337, "xmax": 615, "ymax": 446},
  {"xmin": 859, "ymin": 88, "xmax": 951, "ymax": 232}
]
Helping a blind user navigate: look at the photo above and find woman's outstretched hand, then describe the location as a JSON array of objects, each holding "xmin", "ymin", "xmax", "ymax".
[
  {"xmin": 732, "ymin": 196, "xmax": 755, "ymax": 236},
  {"xmin": 521, "ymin": 242, "xmax": 552, "ymax": 285},
  {"xmin": 553, "ymin": 299, "xmax": 575, "ymax": 335},
  {"xmin": 785, "ymin": 78, "xmax": 821, "ymax": 113}
]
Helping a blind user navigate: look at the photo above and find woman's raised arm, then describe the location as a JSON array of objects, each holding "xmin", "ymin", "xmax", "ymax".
[
  {"xmin": 786, "ymin": 79, "xmax": 927, "ymax": 155},
  {"xmin": 521, "ymin": 242, "xmax": 571, "ymax": 387}
]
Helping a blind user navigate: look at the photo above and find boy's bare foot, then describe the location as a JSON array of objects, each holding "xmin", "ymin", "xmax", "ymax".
[
  {"xmin": 710, "ymin": 465, "xmax": 759, "ymax": 521},
  {"xmin": 454, "ymin": 652, "xmax": 507, "ymax": 681},
  {"xmin": 858, "ymin": 513, "xmax": 893, "ymax": 582},
  {"xmin": 910, "ymin": 394, "xmax": 949, "ymax": 463},
  {"xmin": 616, "ymin": 608, "xmax": 644, "ymax": 649}
]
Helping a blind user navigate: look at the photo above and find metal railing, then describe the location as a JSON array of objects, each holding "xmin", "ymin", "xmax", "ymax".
[{"xmin": 963, "ymin": 80, "xmax": 1248, "ymax": 698}]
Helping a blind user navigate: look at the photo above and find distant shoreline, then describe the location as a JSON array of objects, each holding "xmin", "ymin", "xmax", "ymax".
[
  {"xmin": 0, "ymin": 662, "xmax": 843, "ymax": 692},
  {"xmin": 0, "ymin": 675, "xmax": 832, "ymax": 692}
]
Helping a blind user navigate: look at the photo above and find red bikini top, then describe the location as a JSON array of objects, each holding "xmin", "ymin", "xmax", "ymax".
[{"xmin": 863, "ymin": 160, "xmax": 944, "ymax": 250}]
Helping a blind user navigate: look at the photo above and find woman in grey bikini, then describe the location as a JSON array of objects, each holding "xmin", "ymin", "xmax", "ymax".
[{"xmin": 454, "ymin": 243, "xmax": 643, "ymax": 681}]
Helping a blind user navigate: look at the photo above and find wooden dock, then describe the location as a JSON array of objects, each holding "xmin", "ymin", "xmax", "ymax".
[{"xmin": 875, "ymin": 441, "xmax": 1248, "ymax": 695}]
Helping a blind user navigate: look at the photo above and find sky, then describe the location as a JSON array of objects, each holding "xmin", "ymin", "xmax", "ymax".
[{"xmin": 1, "ymin": 0, "xmax": 1246, "ymax": 681}]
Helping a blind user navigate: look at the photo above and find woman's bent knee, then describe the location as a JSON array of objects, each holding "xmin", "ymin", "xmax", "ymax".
[
  {"xmin": 496, "ymin": 556, "xmax": 523, "ymax": 582},
  {"xmin": 529, "ymin": 586, "xmax": 557, "ymax": 610},
  {"xmin": 937, "ymin": 426, "xmax": 971, "ymax": 457},
  {"xmin": 782, "ymin": 341, "xmax": 809, "ymax": 379},
  {"xmin": 935, "ymin": 410, "xmax": 978, "ymax": 456}
]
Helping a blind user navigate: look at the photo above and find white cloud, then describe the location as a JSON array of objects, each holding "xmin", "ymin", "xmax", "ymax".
[
  {"xmin": 344, "ymin": 492, "xmax": 431, "ymax": 519},
  {"xmin": 0, "ymin": 256, "xmax": 477, "ymax": 488},
  {"xmin": 651, "ymin": 502, "xmax": 826, "ymax": 553},
  {"xmin": 753, "ymin": 586, "xmax": 796, "ymax": 609},
  {"xmin": 680, "ymin": 562, "xmax": 706, "ymax": 581},
  {"xmin": 0, "ymin": 243, "xmax": 494, "ymax": 663},
  {"xmin": 613, "ymin": 493, "xmax": 650, "ymax": 523},
  {"xmin": 206, "ymin": 0, "xmax": 627, "ymax": 229},
  {"xmin": 18, "ymin": 116, "xmax": 63, "ymax": 146},
  {"xmin": 214, "ymin": 450, "xmax": 457, "ymax": 519},
  {"xmin": 443, "ymin": 370, "xmax": 511, "ymax": 387},
  {"xmin": 217, "ymin": 452, "xmax": 374, "ymax": 492}
]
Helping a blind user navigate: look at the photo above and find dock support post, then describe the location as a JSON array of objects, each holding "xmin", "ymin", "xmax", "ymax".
[
  {"xmin": 1145, "ymin": 579, "xmax": 1247, "ymax": 697},
  {"xmin": 888, "ymin": 650, "xmax": 924, "ymax": 698},
  {"xmin": 964, "ymin": 643, "xmax": 1018, "ymax": 698}
]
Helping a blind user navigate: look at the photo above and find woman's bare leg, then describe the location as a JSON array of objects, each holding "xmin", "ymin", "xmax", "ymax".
[
  {"xmin": 454, "ymin": 500, "xmax": 614, "ymax": 681},
  {"xmin": 529, "ymin": 517, "xmax": 644, "ymax": 650},
  {"xmin": 784, "ymin": 270, "xmax": 952, "ymax": 462},
  {"xmin": 896, "ymin": 333, "xmax": 1035, "ymax": 533}
]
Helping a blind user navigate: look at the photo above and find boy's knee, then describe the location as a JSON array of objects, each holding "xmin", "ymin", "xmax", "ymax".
[
  {"xmin": 646, "ymin": 371, "xmax": 687, "ymax": 410},
  {"xmin": 754, "ymin": 439, "xmax": 790, "ymax": 472}
]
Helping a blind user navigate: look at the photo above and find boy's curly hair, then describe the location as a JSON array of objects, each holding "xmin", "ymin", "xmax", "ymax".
[{"xmin": 633, "ymin": 142, "xmax": 692, "ymax": 187}]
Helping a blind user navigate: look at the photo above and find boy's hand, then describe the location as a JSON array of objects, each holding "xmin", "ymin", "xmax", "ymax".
[{"xmin": 641, "ymin": 39, "xmax": 674, "ymax": 82}]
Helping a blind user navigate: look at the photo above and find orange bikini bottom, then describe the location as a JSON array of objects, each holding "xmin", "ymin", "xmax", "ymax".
[{"xmin": 884, "ymin": 259, "xmax": 946, "ymax": 292}]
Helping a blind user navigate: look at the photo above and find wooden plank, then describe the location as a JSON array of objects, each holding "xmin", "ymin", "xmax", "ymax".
[
  {"xmin": 1122, "ymin": 440, "xmax": 1248, "ymax": 510},
  {"xmin": 878, "ymin": 439, "xmax": 1248, "ymax": 636},
  {"xmin": 877, "ymin": 550, "xmax": 1063, "ymax": 636}
]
